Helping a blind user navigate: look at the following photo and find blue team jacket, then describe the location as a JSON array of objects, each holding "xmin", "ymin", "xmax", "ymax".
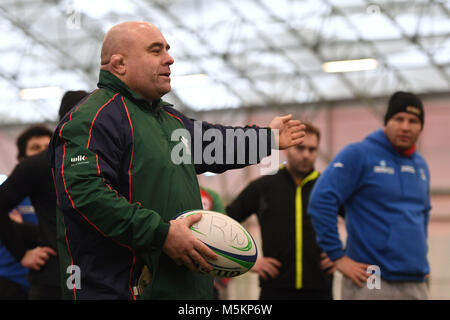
[
  {"xmin": 308, "ymin": 129, "xmax": 430, "ymax": 281},
  {"xmin": 0, "ymin": 197, "xmax": 38, "ymax": 290}
]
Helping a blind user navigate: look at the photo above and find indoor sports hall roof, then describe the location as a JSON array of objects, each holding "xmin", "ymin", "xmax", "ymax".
[{"xmin": 0, "ymin": 0, "xmax": 449, "ymax": 124}]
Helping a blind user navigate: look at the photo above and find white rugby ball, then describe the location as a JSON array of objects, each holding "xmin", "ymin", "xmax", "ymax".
[{"xmin": 174, "ymin": 210, "xmax": 258, "ymax": 277}]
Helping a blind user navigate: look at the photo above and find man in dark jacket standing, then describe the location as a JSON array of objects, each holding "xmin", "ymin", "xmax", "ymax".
[
  {"xmin": 227, "ymin": 122, "xmax": 336, "ymax": 300},
  {"xmin": 48, "ymin": 21, "xmax": 306, "ymax": 300}
]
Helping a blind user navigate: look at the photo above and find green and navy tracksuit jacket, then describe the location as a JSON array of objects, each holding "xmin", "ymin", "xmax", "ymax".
[{"xmin": 48, "ymin": 70, "xmax": 272, "ymax": 300}]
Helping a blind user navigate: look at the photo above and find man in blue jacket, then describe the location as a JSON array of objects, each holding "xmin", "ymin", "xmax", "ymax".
[{"xmin": 308, "ymin": 91, "xmax": 430, "ymax": 299}]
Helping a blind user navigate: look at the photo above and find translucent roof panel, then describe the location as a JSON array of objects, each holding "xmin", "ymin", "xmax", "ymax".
[{"xmin": 0, "ymin": 0, "xmax": 448, "ymax": 124}]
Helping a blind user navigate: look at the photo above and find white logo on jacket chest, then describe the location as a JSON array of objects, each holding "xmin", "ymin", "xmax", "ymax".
[
  {"xmin": 71, "ymin": 155, "xmax": 87, "ymax": 162},
  {"xmin": 400, "ymin": 165, "xmax": 416, "ymax": 174},
  {"xmin": 70, "ymin": 155, "xmax": 89, "ymax": 167},
  {"xmin": 373, "ymin": 160, "xmax": 395, "ymax": 175}
]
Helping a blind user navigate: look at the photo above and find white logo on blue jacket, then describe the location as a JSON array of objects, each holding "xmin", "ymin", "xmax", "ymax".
[
  {"xmin": 373, "ymin": 160, "xmax": 395, "ymax": 175},
  {"xmin": 401, "ymin": 165, "xmax": 416, "ymax": 174},
  {"xmin": 420, "ymin": 168, "xmax": 427, "ymax": 181}
]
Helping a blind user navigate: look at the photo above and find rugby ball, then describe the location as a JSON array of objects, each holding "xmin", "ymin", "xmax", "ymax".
[{"xmin": 174, "ymin": 210, "xmax": 258, "ymax": 277}]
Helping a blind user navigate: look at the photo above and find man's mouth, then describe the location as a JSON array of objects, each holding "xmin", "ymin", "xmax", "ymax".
[{"xmin": 398, "ymin": 135, "xmax": 410, "ymax": 141}]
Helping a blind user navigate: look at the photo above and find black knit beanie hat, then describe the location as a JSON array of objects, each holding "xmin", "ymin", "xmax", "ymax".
[
  {"xmin": 59, "ymin": 90, "xmax": 89, "ymax": 120},
  {"xmin": 384, "ymin": 91, "xmax": 424, "ymax": 127}
]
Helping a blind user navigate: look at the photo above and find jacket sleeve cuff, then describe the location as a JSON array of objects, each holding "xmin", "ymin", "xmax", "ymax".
[
  {"xmin": 151, "ymin": 221, "xmax": 170, "ymax": 249},
  {"xmin": 328, "ymin": 249, "xmax": 345, "ymax": 262}
]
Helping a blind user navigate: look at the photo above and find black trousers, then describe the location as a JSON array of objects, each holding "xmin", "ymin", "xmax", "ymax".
[
  {"xmin": 28, "ymin": 284, "xmax": 61, "ymax": 300},
  {"xmin": 0, "ymin": 276, "xmax": 28, "ymax": 300},
  {"xmin": 260, "ymin": 286, "xmax": 333, "ymax": 300}
]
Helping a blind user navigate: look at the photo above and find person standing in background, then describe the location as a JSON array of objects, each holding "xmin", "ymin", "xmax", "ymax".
[
  {"xmin": 0, "ymin": 91, "xmax": 89, "ymax": 299},
  {"xmin": 0, "ymin": 125, "xmax": 53, "ymax": 299},
  {"xmin": 308, "ymin": 91, "xmax": 430, "ymax": 300},
  {"xmin": 227, "ymin": 122, "xmax": 337, "ymax": 300}
]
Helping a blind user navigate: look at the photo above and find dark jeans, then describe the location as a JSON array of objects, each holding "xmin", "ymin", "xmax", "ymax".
[
  {"xmin": 0, "ymin": 276, "xmax": 28, "ymax": 300},
  {"xmin": 260, "ymin": 286, "xmax": 332, "ymax": 300},
  {"xmin": 28, "ymin": 284, "xmax": 62, "ymax": 300}
]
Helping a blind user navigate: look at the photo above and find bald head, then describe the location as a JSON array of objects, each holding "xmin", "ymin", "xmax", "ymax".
[
  {"xmin": 101, "ymin": 21, "xmax": 158, "ymax": 66},
  {"xmin": 99, "ymin": 21, "xmax": 174, "ymax": 101}
]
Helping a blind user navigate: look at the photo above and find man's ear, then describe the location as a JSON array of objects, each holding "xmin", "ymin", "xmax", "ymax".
[{"xmin": 109, "ymin": 54, "xmax": 126, "ymax": 75}]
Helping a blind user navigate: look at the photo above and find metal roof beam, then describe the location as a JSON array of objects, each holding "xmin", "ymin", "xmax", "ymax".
[
  {"xmin": 144, "ymin": 0, "xmax": 273, "ymax": 104},
  {"xmin": 367, "ymin": 0, "xmax": 450, "ymax": 87},
  {"xmin": 0, "ymin": 69, "xmax": 55, "ymax": 122},
  {"xmin": 127, "ymin": 0, "xmax": 245, "ymax": 110},
  {"xmin": 256, "ymin": 0, "xmax": 368, "ymax": 102},
  {"xmin": 322, "ymin": 0, "xmax": 416, "ymax": 107},
  {"xmin": 227, "ymin": 0, "xmax": 326, "ymax": 103},
  {"xmin": 0, "ymin": 5, "xmax": 96, "ymax": 85}
]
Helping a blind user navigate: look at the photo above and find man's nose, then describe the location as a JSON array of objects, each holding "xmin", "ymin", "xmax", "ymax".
[
  {"xmin": 164, "ymin": 52, "xmax": 174, "ymax": 65},
  {"xmin": 400, "ymin": 120, "xmax": 411, "ymax": 130},
  {"xmin": 299, "ymin": 150, "xmax": 311, "ymax": 158}
]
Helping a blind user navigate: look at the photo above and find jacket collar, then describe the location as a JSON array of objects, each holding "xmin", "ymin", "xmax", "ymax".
[
  {"xmin": 299, "ymin": 169, "xmax": 320, "ymax": 187},
  {"xmin": 97, "ymin": 70, "xmax": 172, "ymax": 111},
  {"xmin": 281, "ymin": 166, "xmax": 319, "ymax": 187}
]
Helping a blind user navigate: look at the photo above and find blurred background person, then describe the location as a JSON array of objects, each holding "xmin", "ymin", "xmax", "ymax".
[
  {"xmin": 0, "ymin": 90, "xmax": 89, "ymax": 299},
  {"xmin": 0, "ymin": 125, "xmax": 52, "ymax": 299},
  {"xmin": 227, "ymin": 122, "xmax": 338, "ymax": 300},
  {"xmin": 308, "ymin": 91, "xmax": 430, "ymax": 300}
]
